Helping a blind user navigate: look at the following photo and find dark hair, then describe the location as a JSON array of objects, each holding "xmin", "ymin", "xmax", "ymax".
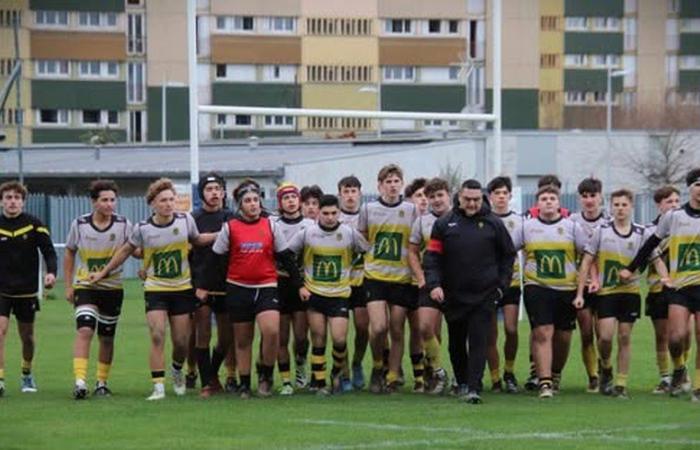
[
  {"xmin": 686, "ymin": 168, "xmax": 700, "ymax": 186},
  {"xmin": 461, "ymin": 179, "xmax": 482, "ymax": 190},
  {"xmin": 536, "ymin": 184, "xmax": 560, "ymax": 199},
  {"xmin": 337, "ymin": 175, "xmax": 361, "ymax": 191},
  {"xmin": 89, "ymin": 179, "xmax": 119, "ymax": 200},
  {"xmin": 577, "ymin": 177, "xmax": 602, "ymax": 195},
  {"xmin": 610, "ymin": 188, "xmax": 634, "ymax": 202},
  {"xmin": 300, "ymin": 185, "xmax": 323, "ymax": 202},
  {"xmin": 653, "ymin": 185, "xmax": 680, "ymax": 204},
  {"xmin": 319, "ymin": 194, "xmax": 339, "ymax": 209},
  {"xmin": 233, "ymin": 178, "xmax": 261, "ymax": 203},
  {"xmin": 538, "ymin": 174, "xmax": 562, "ymax": 189},
  {"xmin": 0, "ymin": 181, "xmax": 28, "ymax": 199},
  {"xmin": 486, "ymin": 176, "xmax": 512, "ymax": 194},
  {"xmin": 404, "ymin": 178, "xmax": 427, "ymax": 198},
  {"xmin": 198, "ymin": 172, "xmax": 226, "ymax": 200},
  {"xmin": 145, "ymin": 178, "xmax": 175, "ymax": 204},
  {"xmin": 424, "ymin": 177, "xmax": 450, "ymax": 197},
  {"xmin": 377, "ymin": 164, "xmax": 403, "ymax": 182}
]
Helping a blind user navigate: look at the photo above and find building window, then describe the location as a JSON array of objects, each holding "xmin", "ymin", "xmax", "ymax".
[
  {"xmin": 307, "ymin": 18, "xmax": 372, "ymax": 36},
  {"xmin": 448, "ymin": 20, "xmax": 458, "ymax": 33},
  {"xmin": 78, "ymin": 12, "xmax": 117, "ymax": 28},
  {"xmin": 564, "ymin": 17, "xmax": 587, "ymax": 30},
  {"xmin": 262, "ymin": 65, "xmax": 296, "ymax": 82},
  {"xmin": 681, "ymin": 92, "xmax": 700, "ymax": 105},
  {"xmin": 37, "ymin": 109, "xmax": 69, "ymax": 125},
  {"xmin": 564, "ymin": 54, "xmax": 588, "ymax": 67},
  {"xmin": 424, "ymin": 119, "xmax": 458, "ymax": 129},
  {"xmin": 0, "ymin": 10, "xmax": 22, "ymax": 27},
  {"xmin": 234, "ymin": 16, "xmax": 254, "ymax": 31},
  {"xmin": 591, "ymin": 91, "xmax": 611, "ymax": 105},
  {"xmin": 307, "ymin": 65, "xmax": 373, "ymax": 83},
  {"xmin": 216, "ymin": 64, "xmax": 256, "ymax": 81},
  {"xmin": 382, "ymin": 66, "xmax": 415, "ymax": 82},
  {"xmin": 127, "ymin": 62, "xmax": 145, "ymax": 104},
  {"xmin": 82, "ymin": 110, "xmax": 101, "ymax": 125},
  {"xmin": 565, "ymin": 91, "xmax": 587, "ymax": 105},
  {"xmin": 35, "ymin": 10, "xmax": 68, "ymax": 26},
  {"xmin": 127, "ymin": 0, "xmax": 143, "ymax": 5},
  {"xmin": 448, "ymin": 66, "xmax": 460, "ymax": 80},
  {"xmin": 216, "ymin": 64, "xmax": 226, "ymax": 78},
  {"xmin": 540, "ymin": 54, "xmax": 559, "ymax": 68},
  {"xmin": 263, "ymin": 115, "xmax": 294, "ymax": 129},
  {"xmin": 78, "ymin": 61, "xmax": 119, "ymax": 79},
  {"xmin": 35, "ymin": 60, "xmax": 69, "ymax": 77},
  {"xmin": 385, "ymin": 19, "xmax": 411, "ymax": 34},
  {"xmin": 681, "ymin": 19, "xmax": 700, "ymax": 32},
  {"xmin": 128, "ymin": 13, "xmax": 145, "ymax": 54},
  {"xmin": 129, "ymin": 110, "xmax": 144, "ymax": 142},
  {"xmin": 590, "ymin": 54, "xmax": 621, "ymax": 68},
  {"xmin": 590, "ymin": 17, "xmax": 620, "ymax": 31},
  {"xmin": 621, "ymin": 91, "xmax": 636, "ymax": 109},
  {"xmin": 267, "ymin": 16, "xmax": 295, "ymax": 33},
  {"xmin": 539, "ymin": 91, "xmax": 558, "ymax": 105},
  {"xmin": 666, "ymin": 55, "xmax": 678, "ymax": 87},
  {"xmin": 680, "ymin": 55, "xmax": 700, "ymax": 69},
  {"xmin": 428, "ymin": 19, "xmax": 441, "ymax": 33},
  {"xmin": 541, "ymin": 16, "xmax": 559, "ymax": 31}
]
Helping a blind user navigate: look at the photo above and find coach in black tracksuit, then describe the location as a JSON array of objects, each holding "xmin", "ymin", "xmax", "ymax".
[{"xmin": 424, "ymin": 179, "xmax": 515, "ymax": 403}]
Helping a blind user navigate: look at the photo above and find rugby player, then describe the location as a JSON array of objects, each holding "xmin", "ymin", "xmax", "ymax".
[
  {"xmin": 64, "ymin": 180, "xmax": 131, "ymax": 399},
  {"xmin": 90, "ymin": 178, "xmax": 216, "ymax": 400},
  {"xmin": 0, "ymin": 181, "xmax": 57, "ymax": 396},
  {"xmin": 285, "ymin": 194, "xmax": 369, "ymax": 394},
  {"xmin": 301, "ymin": 185, "xmax": 323, "ymax": 221}
]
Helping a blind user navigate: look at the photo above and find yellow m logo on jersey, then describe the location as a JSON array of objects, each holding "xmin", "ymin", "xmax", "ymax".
[
  {"xmin": 153, "ymin": 250, "xmax": 182, "ymax": 279},
  {"xmin": 678, "ymin": 243, "xmax": 700, "ymax": 272},
  {"xmin": 313, "ymin": 255, "xmax": 342, "ymax": 282},
  {"xmin": 535, "ymin": 250, "xmax": 566, "ymax": 279},
  {"xmin": 374, "ymin": 231, "xmax": 402, "ymax": 262},
  {"xmin": 602, "ymin": 260, "xmax": 625, "ymax": 288}
]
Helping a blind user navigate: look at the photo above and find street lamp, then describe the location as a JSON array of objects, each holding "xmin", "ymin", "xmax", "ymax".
[
  {"xmin": 358, "ymin": 84, "xmax": 382, "ymax": 138},
  {"xmin": 606, "ymin": 68, "xmax": 629, "ymax": 133}
]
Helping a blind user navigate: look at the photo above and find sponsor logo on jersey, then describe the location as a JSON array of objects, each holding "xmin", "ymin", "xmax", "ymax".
[
  {"xmin": 678, "ymin": 243, "xmax": 700, "ymax": 272},
  {"xmin": 535, "ymin": 250, "xmax": 566, "ymax": 279},
  {"xmin": 374, "ymin": 231, "xmax": 402, "ymax": 262},
  {"xmin": 313, "ymin": 255, "xmax": 342, "ymax": 282},
  {"xmin": 153, "ymin": 250, "xmax": 182, "ymax": 278},
  {"xmin": 602, "ymin": 260, "xmax": 625, "ymax": 288}
]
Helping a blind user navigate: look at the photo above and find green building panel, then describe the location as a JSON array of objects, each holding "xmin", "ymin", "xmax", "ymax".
[
  {"xmin": 485, "ymin": 89, "xmax": 539, "ymax": 130},
  {"xmin": 681, "ymin": 0, "xmax": 700, "ymax": 18},
  {"xmin": 29, "ymin": 0, "xmax": 124, "ymax": 12},
  {"xmin": 679, "ymin": 33, "xmax": 700, "ymax": 56},
  {"xmin": 211, "ymin": 83, "xmax": 300, "ymax": 107},
  {"xmin": 564, "ymin": 32, "xmax": 624, "ymax": 54},
  {"xmin": 32, "ymin": 128, "xmax": 127, "ymax": 144},
  {"xmin": 31, "ymin": 80, "xmax": 126, "ymax": 110},
  {"xmin": 147, "ymin": 86, "xmax": 189, "ymax": 142},
  {"xmin": 564, "ymin": 69, "xmax": 623, "ymax": 92},
  {"xmin": 679, "ymin": 70, "xmax": 700, "ymax": 92},
  {"xmin": 564, "ymin": 0, "xmax": 623, "ymax": 17},
  {"xmin": 381, "ymin": 85, "xmax": 465, "ymax": 113}
]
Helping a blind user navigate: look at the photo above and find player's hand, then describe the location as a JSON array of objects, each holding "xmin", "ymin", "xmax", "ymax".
[
  {"xmin": 572, "ymin": 295, "xmax": 585, "ymax": 309},
  {"xmin": 417, "ymin": 277, "xmax": 426, "ymax": 289},
  {"xmin": 195, "ymin": 288, "xmax": 209, "ymax": 302},
  {"xmin": 137, "ymin": 269, "xmax": 146, "ymax": 281},
  {"xmin": 44, "ymin": 273, "xmax": 56, "ymax": 289},
  {"xmin": 430, "ymin": 287, "xmax": 444, "ymax": 303},
  {"xmin": 588, "ymin": 279, "xmax": 600, "ymax": 293},
  {"xmin": 299, "ymin": 287, "xmax": 311, "ymax": 302},
  {"xmin": 88, "ymin": 271, "xmax": 105, "ymax": 284},
  {"xmin": 618, "ymin": 269, "xmax": 632, "ymax": 283},
  {"xmin": 660, "ymin": 277, "xmax": 674, "ymax": 290},
  {"xmin": 65, "ymin": 286, "xmax": 75, "ymax": 304}
]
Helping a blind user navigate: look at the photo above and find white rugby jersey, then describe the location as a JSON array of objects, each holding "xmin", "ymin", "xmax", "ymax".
[
  {"xmin": 66, "ymin": 213, "xmax": 132, "ymax": 290},
  {"xmin": 270, "ymin": 214, "xmax": 314, "ymax": 277},
  {"xmin": 569, "ymin": 210, "xmax": 610, "ymax": 245},
  {"xmin": 339, "ymin": 208, "xmax": 363, "ymax": 287},
  {"xmin": 496, "ymin": 211, "xmax": 525, "ymax": 289},
  {"xmin": 654, "ymin": 205, "xmax": 700, "ymax": 289}
]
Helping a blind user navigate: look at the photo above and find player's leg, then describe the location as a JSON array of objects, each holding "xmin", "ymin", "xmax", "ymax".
[
  {"xmin": 692, "ymin": 312, "xmax": 700, "ymax": 402},
  {"xmin": 407, "ymin": 309, "xmax": 424, "ymax": 392},
  {"xmin": 233, "ymin": 321, "xmax": 255, "ymax": 398},
  {"xmin": 168, "ymin": 311, "xmax": 192, "ymax": 396},
  {"xmin": 366, "ymin": 299, "xmax": 389, "ymax": 393},
  {"xmin": 292, "ymin": 310, "xmax": 310, "ymax": 389},
  {"xmin": 668, "ymin": 303, "xmax": 691, "ymax": 396},
  {"xmin": 502, "ymin": 303, "xmax": 520, "ymax": 393},
  {"xmin": 256, "ymin": 309, "xmax": 280, "ymax": 397},
  {"xmin": 351, "ymin": 304, "xmax": 369, "ymax": 389},
  {"xmin": 419, "ymin": 305, "xmax": 446, "ymax": 394},
  {"xmin": 194, "ymin": 303, "xmax": 215, "ymax": 396},
  {"xmin": 0, "ymin": 314, "xmax": 9, "ymax": 396},
  {"xmin": 307, "ymin": 309, "xmax": 328, "ymax": 393},
  {"xmin": 486, "ymin": 312, "xmax": 501, "ymax": 392},
  {"xmin": 446, "ymin": 317, "xmax": 469, "ymax": 395},
  {"xmin": 651, "ymin": 317, "xmax": 671, "ymax": 393},
  {"xmin": 614, "ymin": 321, "xmax": 633, "ymax": 398},
  {"xmin": 596, "ymin": 317, "xmax": 616, "ymax": 395},
  {"xmin": 72, "ymin": 303, "xmax": 97, "ymax": 399},
  {"xmin": 532, "ymin": 324, "xmax": 554, "ymax": 397},
  {"xmin": 277, "ymin": 312, "xmax": 293, "ymax": 394},
  {"xmin": 185, "ymin": 315, "xmax": 198, "ymax": 389},
  {"xmin": 17, "ymin": 319, "xmax": 36, "ymax": 393},
  {"xmin": 93, "ymin": 294, "xmax": 121, "ymax": 397},
  {"xmin": 577, "ymin": 305, "xmax": 599, "ymax": 393},
  {"xmin": 330, "ymin": 315, "xmax": 350, "ymax": 393},
  {"xmin": 145, "ymin": 310, "xmax": 168, "ymax": 400},
  {"xmin": 386, "ymin": 303, "xmax": 407, "ymax": 392}
]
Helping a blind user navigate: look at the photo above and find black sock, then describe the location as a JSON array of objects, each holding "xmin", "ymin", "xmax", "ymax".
[
  {"xmin": 196, "ymin": 347, "xmax": 212, "ymax": 387},
  {"xmin": 211, "ymin": 347, "xmax": 225, "ymax": 376},
  {"xmin": 295, "ymin": 339, "xmax": 309, "ymax": 365},
  {"xmin": 240, "ymin": 374, "xmax": 251, "ymax": 390},
  {"xmin": 172, "ymin": 361, "xmax": 183, "ymax": 372}
]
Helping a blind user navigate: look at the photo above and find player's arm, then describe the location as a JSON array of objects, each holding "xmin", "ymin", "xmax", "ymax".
[
  {"xmin": 90, "ymin": 242, "xmax": 136, "ymax": 283},
  {"xmin": 35, "ymin": 220, "xmax": 58, "ymax": 288},
  {"xmin": 63, "ymin": 247, "xmax": 77, "ymax": 304},
  {"xmin": 574, "ymin": 253, "xmax": 594, "ymax": 308},
  {"xmin": 493, "ymin": 218, "xmax": 516, "ymax": 295},
  {"xmin": 652, "ymin": 256, "xmax": 672, "ymax": 289},
  {"xmin": 423, "ymin": 220, "xmax": 446, "ymax": 302},
  {"xmin": 408, "ymin": 243, "xmax": 425, "ymax": 288}
]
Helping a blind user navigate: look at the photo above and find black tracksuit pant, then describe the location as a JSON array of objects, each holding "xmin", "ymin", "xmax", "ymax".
[{"xmin": 446, "ymin": 301, "xmax": 494, "ymax": 392}]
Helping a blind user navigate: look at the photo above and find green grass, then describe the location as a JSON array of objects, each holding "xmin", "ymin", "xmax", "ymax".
[{"xmin": 0, "ymin": 280, "xmax": 698, "ymax": 450}]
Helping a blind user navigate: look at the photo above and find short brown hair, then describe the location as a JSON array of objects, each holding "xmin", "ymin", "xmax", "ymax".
[
  {"xmin": 404, "ymin": 178, "xmax": 427, "ymax": 198},
  {"xmin": 610, "ymin": 188, "xmax": 634, "ymax": 203},
  {"xmin": 0, "ymin": 181, "xmax": 28, "ymax": 199},
  {"xmin": 377, "ymin": 164, "xmax": 403, "ymax": 182},
  {"xmin": 146, "ymin": 178, "xmax": 176, "ymax": 204},
  {"xmin": 536, "ymin": 184, "xmax": 560, "ymax": 199},
  {"xmin": 424, "ymin": 177, "xmax": 450, "ymax": 197},
  {"xmin": 89, "ymin": 179, "xmax": 119, "ymax": 200},
  {"xmin": 653, "ymin": 185, "xmax": 680, "ymax": 204}
]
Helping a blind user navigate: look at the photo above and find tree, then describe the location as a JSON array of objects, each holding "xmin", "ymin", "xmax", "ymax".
[
  {"xmin": 626, "ymin": 130, "xmax": 696, "ymax": 189},
  {"xmin": 438, "ymin": 161, "xmax": 463, "ymax": 192}
]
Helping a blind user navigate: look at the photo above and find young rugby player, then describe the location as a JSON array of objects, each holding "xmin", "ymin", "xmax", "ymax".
[
  {"xmin": 0, "ymin": 181, "xmax": 57, "ymax": 396},
  {"xmin": 285, "ymin": 194, "xmax": 369, "ymax": 394},
  {"xmin": 358, "ymin": 164, "xmax": 418, "ymax": 393},
  {"xmin": 64, "ymin": 180, "xmax": 132, "ymax": 399},
  {"xmin": 90, "ymin": 178, "xmax": 216, "ymax": 401},
  {"xmin": 301, "ymin": 185, "xmax": 323, "ymax": 221}
]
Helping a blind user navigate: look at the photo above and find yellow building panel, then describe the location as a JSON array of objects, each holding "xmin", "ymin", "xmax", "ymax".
[
  {"xmin": 539, "ymin": 103, "xmax": 563, "ymax": 129},
  {"xmin": 539, "ymin": 68, "xmax": 563, "ymax": 90},
  {"xmin": 539, "ymin": 30, "xmax": 563, "ymax": 54},
  {"xmin": 302, "ymin": 37, "xmax": 378, "ymax": 65},
  {"xmin": 539, "ymin": 0, "xmax": 564, "ymax": 16},
  {"xmin": 301, "ymin": 0, "xmax": 377, "ymax": 17},
  {"xmin": 302, "ymin": 84, "xmax": 377, "ymax": 110}
]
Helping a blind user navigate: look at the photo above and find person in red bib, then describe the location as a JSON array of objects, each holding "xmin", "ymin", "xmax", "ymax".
[{"xmin": 199, "ymin": 180, "xmax": 299, "ymax": 398}]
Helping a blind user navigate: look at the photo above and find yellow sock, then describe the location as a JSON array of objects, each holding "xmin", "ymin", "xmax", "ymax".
[
  {"xmin": 682, "ymin": 348, "xmax": 691, "ymax": 366},
  {"xmin": 582, "ymin": 343, "xmax": 598, "ymax": 378},
  {"xmin": 226, "ymin": 364, "xmax": 236, "ymax": 379},
  {"xmin": 96, "ymin": 362, "xmax": 111, "ymax": 383},
  {"xmin": 372, "ymin": 358, "xmax": 383, "ymax": 370},
  {"xmin": 21, "ymin": 359, "xmax": 32, "ymax": 375},
  {"xmin": 0, "ymin": 368, "xmax": 4, "ymax": 379},
  {"xmin": 73, "ymin": 358, "xmax": 88, "ymax": 382},
  {"xmin": 615, "ymin": 373, "xmax": 628, "ymax": 388},
  {"xmin": 386, "ymin": 370, "xmax": 399, "ymax": 384},
  {"xmin": 311, "ymin": 352, "xmax": 326, "ymax": 382},
  {"xmin": 672, "ymin": 354, "xmax": 685, "ymax": 370},
  {"xmin": 424, "ymin": 336, "xmax": 442, "ymax": 369},
  {"xmin": 490, "ymin": 368, "xmax": 500, "ymax": 383},
  {"xmin": 504, "ymin": 359, "xmax": 515, "ymax": 374},
  {"xmin": 694, "ymin": 369, "xmax": 700, "ymax": 390},
  {"xmin": 600, "ymin": 357, "xmax": 612, "ymax": 370},
  {"xmin": 656, "ymin": 351, "xmax": 670, "ymax": 377}
]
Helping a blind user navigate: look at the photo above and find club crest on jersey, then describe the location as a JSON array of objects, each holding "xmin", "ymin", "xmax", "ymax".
[
  {"xmin": 173, "ymin": 227, "xmax": 180, "ymax": 236},
  {"xmin": 478, "ymin": 222, "xmax": 484, "ymax": 228},
  {"xmin": 508, "ymin": 220, "xmax": 514, "ymax": 229},
  {"xmin": 557, "ymin": 227, "xmax": 564, "ymax": 235},
  {"xmin": 627, "ymin": 241, "xmax": 634, "ymax": 250},
  {"xmin": 109, "ymin": 233, "xmax": 116, "ymax": 241},
  {"xmin": 398, "ymin": 210, "xmax": 405, "ymax": 218},
  {"xmin": 336, "ymin": 233, "xmax": 343, "ymax": 241}
]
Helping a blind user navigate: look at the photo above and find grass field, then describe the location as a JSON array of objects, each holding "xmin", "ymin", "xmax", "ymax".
[{"xmin": 0, "ymin": 280, "xmax": 698, "ymax": 450}]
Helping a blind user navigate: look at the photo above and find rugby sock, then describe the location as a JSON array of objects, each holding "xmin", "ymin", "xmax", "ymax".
[
  {"xmin": 694, "ymin": 369, "xmax": 700, "ymax": 390},
  {"xmin": 386, "ymin": 370, "xmax": 399, "ymax": 385},
  {"xmin": 529, "ymin": 357, "xmax": 536, "ymax": 378},
  {"xmin": 600, "ymin": 357, "xmax": 612, "ymax": 371},
  {"xmin": 332, "ymin": 344, "xmax": 348, "ymax": 379},
  {"xmin": 96, "ymin": 362, "xmax": 111, "ymax": 383},
  {"xmin": 682, "ymin": 348, "xmax": 691, "ymax": 366},
  {"xmin": 151, "ymin": 370, "xmax": 166, "ymax": 384},
  {"xmin": 196, "ymin": 347, "xmax": 212, "ymax": 387},
  {"xmin": 410, "ymin": 352, "xmax": 425, "ymax": 384},
  {"xmin": 615, "ymin": 373, "xmax": 628, "ymax": 388},
  {"xmin": 240, "ymin": 374, "xmax": 251, "ymax": 390},
  {"xmin": 73, "ymin": 357, "xmax": 88, "ymax": 382},
  {"xmin": 372, "ymin": 356, "xmax": 383, "ymax": 370},
  {"xmin": 226, "ymin": 363, "xmax": 237, "ymax": 380},
  {"xmin": 21, "ymin": 359, "xmax": 31, "ymax": 375},
  {"xmin": 186, "ymin": 360, "xmax": 197, "ymax": 377},
  {"xmin": 490, "ymin": 368, "xmax": 500, "ymax": 384},
  {"xmin": 538, "ymin": 377, "xmax": 552, "ymax": 389},
  {"xmin": 0, "ymin": 368, "xmax": 4, "ymax": 379},
  {"xmin": 259, "ymin": 364, "xmax": 274, "ymax": 382},
  {"xmin": 582, "ymin": 343, "xmax": 598, "ymax": 378},
  {"xmin": 278, "ymin": 361, "xmax": 292, "ymax": 385},
  {"xmin": 672, "ymin": 354, "xmax": 685, "ymax": 370},
  {"xmin": 211, "ymin": 347, "xmax": 225, "ymax": 376},
  {"xmin": 504, "ymin": 359, "xmax": 515, "ymax": 375},
  {"xmin": 311, "ymin": 346, "xmax": 327, "ymax": 387},
  {"xmin": 172, "ymin": 361, "xmax": 183, "ymax": 373},
  {"xmin": 295, "ymin": 339, "xmax": 309, "ymax": 366},
  {"xmin": 382, "ymin": 348, "xmax": 390, "ymax": 370},
  {"xmin": 424, "ymin": 336, "xmax": 442, "ymax": 369},
  {"xmin": 656, "ymin": 351, "xmax": 670, "ymax": 377}
]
